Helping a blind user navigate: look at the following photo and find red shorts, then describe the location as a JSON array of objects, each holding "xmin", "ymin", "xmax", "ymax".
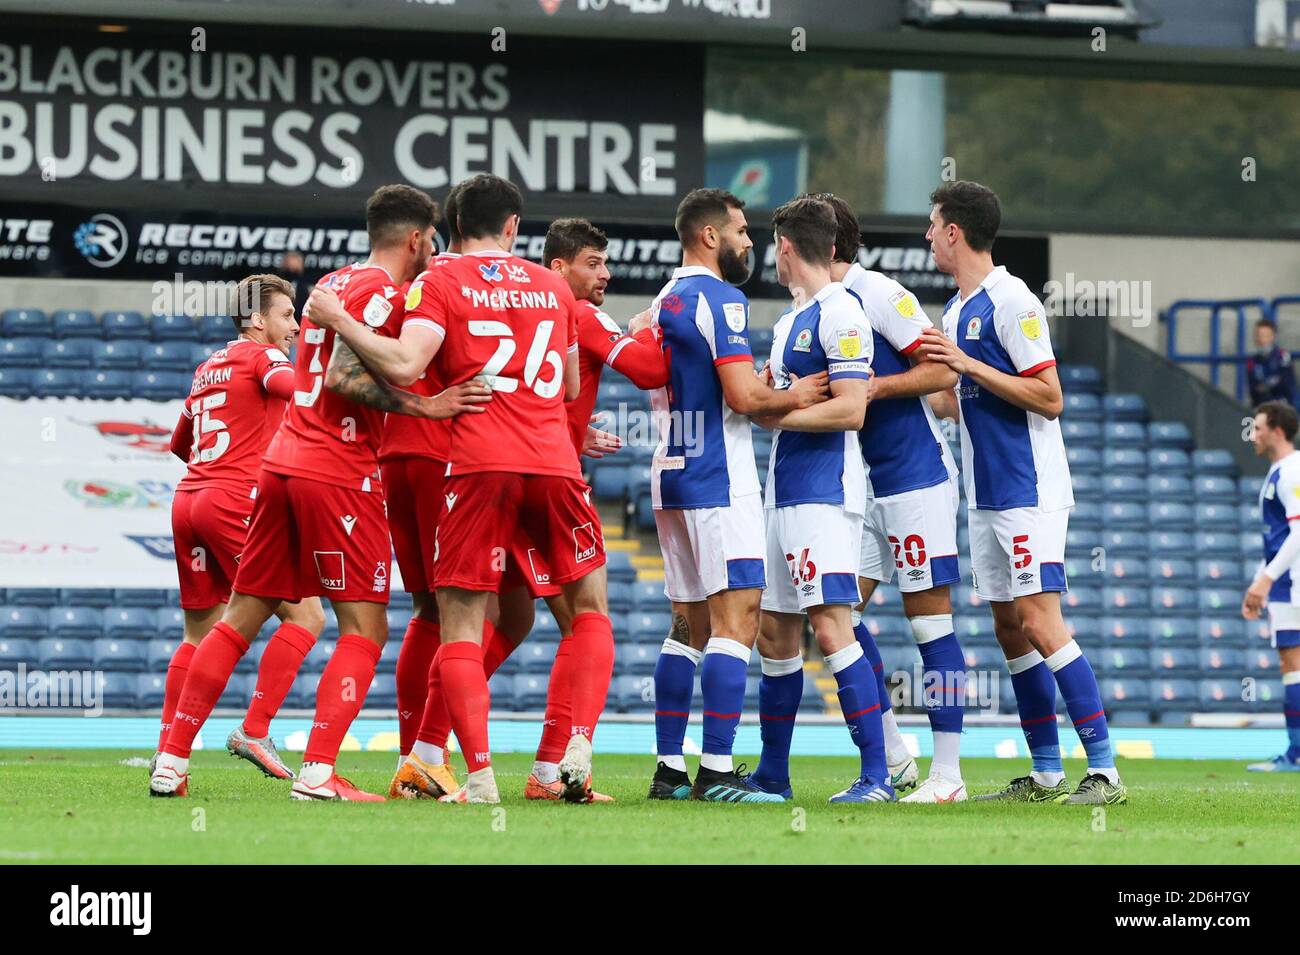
[
  {"xmin": 235, "ymin": 470, "xmax": 391, "ymax": 604},
  {"xmin": 171, "ymin": 484, "xmax": 256, "ymax": 609},
  {"xmin": 381, "ymin": 455, "xmax": 447, "ymax": 594},
  {"xmin": 434, "ymin": 472, "xmax": 605, "ymax": 594}
]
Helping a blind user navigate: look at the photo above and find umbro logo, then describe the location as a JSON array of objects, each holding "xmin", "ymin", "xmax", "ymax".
[
  {"xmin": 1017, "ymin": 572, "xmax": 1034, "ymax": 582},
  {"xmin": 479, "ymin": 263, "xmax": 502, "ymax": 283},
  {"xmin": 445, "ymin": 492, "xmax": 458, "ymax": 511},
  {"xmin": 906, "ymin": 568, "xmax": 925, "ymax": 579},
  {"xmin": 340, "ymin": 514, "xmax": 357, "ymax": 536}
]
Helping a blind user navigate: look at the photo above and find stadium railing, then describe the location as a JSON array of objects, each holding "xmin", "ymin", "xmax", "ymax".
[{"xmin": 1162, "ymin": 296, "xmax": 1300, "ymax": 401}]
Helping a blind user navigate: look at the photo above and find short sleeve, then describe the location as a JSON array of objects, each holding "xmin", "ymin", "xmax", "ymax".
[
  {"xmin": 402, "ymin": 272, "xmax": 451, "ymax": 339},
  {"xmin": 567, "ymin": 296, "xmax": 582, "ymax": 354},
  {"xmin": 579, "ymin": 305, "xmax": 624, "ymax": 365},
  {"xmin": 993, "ymin": 292, "xmax": 1056, "ymax": 376},
  {"xmin": 819, "ymin": 300, "xmax": 873, "ymax": 381},
  {"xmin": 871, "ymin": 283, "xmax": 931, "ymax": 356},
  {"xmin": 348, "ymin": 278, "xmax": 405, "ymax": 340},
  {"xmin": 1279, "ymin": 467, "xmax": 1300, "ymax": 521},
  {"xmin": 700, "ymin": 290, "xmax": 753, "ymax": 366},
  {"xmin": 252, "ymin": 345, "xmax": 292, "ymax": 393}
]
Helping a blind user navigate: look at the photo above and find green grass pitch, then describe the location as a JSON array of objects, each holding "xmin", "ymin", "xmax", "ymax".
[{"xmin": 0, "ymin": 750, "xmax": 1293, "ymax": 864}]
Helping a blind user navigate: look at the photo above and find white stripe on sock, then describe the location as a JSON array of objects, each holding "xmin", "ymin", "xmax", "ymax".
[
  {"xmin": 704, "ymin": 636, "xmax": 751, "ymax": 664},
  {"xmin": 1042, "ymin": 640, "xmax": 1083, "ymax": 673},
  {"xmin": 909, "ymin": 614, "xmax": 954, "ymax": 645},
  {"xmin": 824, "ymin": 641, "xmax": 865, "ymax": 674},
  {"xmin": 761, "ymin": 654, "xmax": 804, "ymax": 677},
  {"xmin": 661, "ymin": 638, "xmax": 703, "ymax": 664},
  {"xmin": 1283, "ymin": 670, "xmax": 1300, "ymax": 686},
  {"xmin": 1005, "ymin": 649, "xmax": 1045, "ymax": 675}
]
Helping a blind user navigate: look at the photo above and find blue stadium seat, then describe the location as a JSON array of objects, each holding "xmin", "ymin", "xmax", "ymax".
[
  {"xmin": 628, "ymin": 612, "xmax": 671, "ymax": 643},
  {"xmin": 1148, "ymin": 531, "xmax": 1193, "ymax": 556},
  {"xmin": 862, "ymin": 614, "xmax": 910, "ymax": 642},
  {"xmin": 366, "ymin": 673, "xmax": 398, "ymax": 709},
  {"xmin": 606, "ymin": 551, "xmax": 635, "ymax": 583},
  {"xmin": 199, "ymin": 315, "xmax": 234, "ymax": 343},
  {"xmin": 1103, "ymin": 556, "xmax": 1148, "ymax": 583},
  {"xmin": 92, "ymin": 637, "xmax": 147, "ymax": 672},
  {"xmin": 1066, "ymin": 446, "xmax": 1101, "ymax": 473},
  {"xmin": 1148, "ymin": 448, "xmax": 1191, "ymax": 472},
  {"xmin": 101, "ymin": 311, "xmax": 150, "ymax": 339},
  {"xmin": 1147, "ymin": 474, "xmax": 1192, "ymax": 499},
  {"xmin": 1197, "ymin": 678, "xmax": 1242, "ymax": 711},
  {"xmin": 606, "ymin": 581, "xmax": 632, "ymax": 613},
  {"xmin": 1197, "ymin": 647, "xmax": 1242, "ymax": 674},
  {"xmin": 133, "ymin": 371, "xmax": 188, "ymax": 401},
  {"xmin": 216, "ymin": 674, "xmax": 251, "ymax": 709},
  {"xmin": 146, "ymin": 638, "xmax": 179, "ymax": 671},
  {"xmin": 1101, "ymin": 501, "xmax": 1146, "ymax": 528},
  {"xmin": 616, "ymin": 642, "xmax": 659, "ymax": 675},
  {"xmin": 1192, "ymin": 449, "xmax": 1235, "ymax": 476},
  {"xmin": 530, "ymin": 612, "xmax": 561, "ymax": 640},
  {"xmin": 51, "ymin": 309, "xmax": 101, "ymax": 339},
  {"xmin": 189, "ymin": 342, "xmax": 218, "ymax": 367},
  {"xmin": 31, "ymin": 368, "xmax": 78, "ymax": 397},
  {"xmin": 1239, "ymin": 532, "xmax": 1264, "ymax": 559},
  {"xmin": 1237, "ymin": 476, "xmax": 1261, "ymax": 501},
  {"xmin": 1146, "ymin": 421, "xmax": 1192, "ymax": 450},
  {"xmin": 1150, "ymin": 586, "xmax": 1196, "ymax": 614},
  {"xmin": 1063, "ymin": 586, "xmax": 1102, "ymax": 613},
  {"xmin": 0, "ymin": 636, "xmax": 36, "ymax": 667},
  {"xmin": 1071, "ymin": 500, "xmax": 1102, "ymax": 526},
  {"xmin": 1198, "ymin": 617, "xmax": 1246, "ymax": 647},
  {"xmin": 1149, "ymin": 647, "xmax": 1198, "ymax": 674},
  {"xmin": 1193, "ymin": 530, "xmax": 1239, "ymax": 559},
  {"xmin": 617, "ymin": 674, "xmax": 656, "ymax": 713},
  {"xmin": 48, "ymin": 607, "xmax": 103, "ymax": 639},
  {"xmin": 1245, "ymin": 617, "xmax": 1273, "ymax": 649},
  {"xmin": 1072, "ymin": 473, "xmax": 1102, "ymax": 500},
  {"xmin": 91, "ymin": 340, "xmax": 143, "ymax": 370},
  {"xmin": 1103, "ymin": 422, "xmax": 1145, "ymax": 447},
  {"xmin": 959, "ymin": 644, "xmax": 1000, "ymax": 670},
  {"xmin": 592, "ymin": 464, "xmax": 630, "ymax": 501},
  {"xmin": 1194, "ymin": 502, "xmax": 1238, "ymax": 529},
  {"xmin": 1063, "ymin": 392, "xmax": 1102, "ymax": 420},
  {"xmin": 1238, "ymin": 502, "xmax": 1259, "ymax": 527},
  {"xmin": 630, "ymin": 579, "xmax": 664, "ymax": 611},
  {"xmin": 1101, "ymin": 678, "xmax": 1146, "ymax": 712},
  {"xmin": 302, "ymin": 639, "xmax": 335, "ymax": 674},
  {"xmin": 1245, "ymin": 649, "xmax": 1278, "ymax": 677},
  {"xmin": 1, "ymin": 308, "xmax": 51, "ymax": 337},
  {"xmin": 1100, "ymin": 616, "xmax": 1146, "ymax": 645},
  {"xmin": 0, "ymin": 368, "xmax": 32, "ymax": 398},
  {"xmin": 1103, "ymin": 393, "xmax": 1147, "ymax": 422},
  {"xmin": 1149, "ymin": 678, "xmax": 1197, "ymax": 709},
  {"xmin": 513, "ymin": 673, "xmax": 549, "ymax": 709},
  {"xmin": 0, "ymin": 608, "xmax": 46, "ymax": 639},
  {"xmin": 1147, "ymin": 501, "xmax": 1193, "ymax": 526},
  {"xmin": 103, "ymin": 606, "xmax": 159, "ymax": 640},
  {"xmin": 1148, "ymin": 616, "xmax": 1197, "ymax": 644},
  {"xmin": 1102, "ymin": 585, "xmax": 1148, "ymax": 614},
  {"xmin": 1064, "ymin": 527, "xmax": 1102, "ymax": 557},
  {"xmin": 1102, "ymin": 475, "xmax": 1144, "ymax": 504},
  {"xmin": 157, "ymin": 607, "xmax": 189, "ymax": 638},
  {"xmin": 1102, "ymin": 450, "xmax": 1147, "ymax": 477},
  {"xmin": 1061, "ymin": 420, "xmax": 1102, "ymax": 447},
  {"xmin": 142, "ymin": 341, "xmax": 198, "ymax": 373},
  {"xmin": 95, "ymin": 672, "xmax": 138, "ymax": 708},
  {"xmin": 60, "ymin": 588, "xmax": 114, "ymax": 607},
  {"xmin": 514, "ymin": 641, "xmax": 558, "ymax": 674},
  {"xmin": 115, "ymin": 588, "xmax": 169, "ymax": 608},
  {"xmin": 137, "ymin": 673, "xmax": 168, "ymax": 708},
  {"xmin": 85, "ymin": 370, "xmax": 133, "ymax": 399},
  {"xmin": 1097, "ymin": 647, "xmax": 1148, "ymax": 677},
  {"xmin": 1098, "ymin": 529, "xmax": 1147, "ymax": 557},
  {"xmin": 43, "ymin": 339, "xmax": 94, "ymax": 369},
  {"xmin": 152, "ymin": 314, "xmax": 200, "ymax": 341},
  {"xmin": 0, "ymin": 338, "xmax": 44, "ymax": 368},
  {"xmin": 1149, "ymin": 558, "xmax": 1196, "ymax": 585},
  {"xmin": 1059, "ymin": 364, "xmax": 1103, "ymax": 394},
  {"xmin": 1194, "ymin": 475, "xmax": 1237, "ymax": 501},
  {"xmin": 38, "ymin": 637, "xmax": 94, "ymax": 669}
]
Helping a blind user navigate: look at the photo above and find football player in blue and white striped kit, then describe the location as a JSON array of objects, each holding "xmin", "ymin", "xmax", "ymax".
[
  {"xmin": 918, "ymin": 181, "xmax": 1126, "ymax": 805},
  {"xmin": 1242, "ymin": 400, "xmax": 1300, "ymax": 772},
  {"xmin": 746, "ymin": 195, "xmax": 893, "ymax": 803}
]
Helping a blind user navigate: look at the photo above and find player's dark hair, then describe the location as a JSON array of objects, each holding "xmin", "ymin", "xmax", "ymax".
[
  {"xmin": 455, "ymin": 174, "xmax": 524, "ymax": 240},
  {"xmin": 1256, "ymin": 400, "xmax": 1299, "ymax": 440},
  {"xmin": 929, "ymin": 180, "xmax": 1001, "ymax": 253},
  {"xmin": 230, "ymin": 273, "xmax": 294, "ymax": 332},
  {"xmin": 772, "ymin": 195, "xmax": 837, "ymax": 267},
  {"xmin": 814, "ymin": 193, "xmax": 861, "ymax": 265},
  {"xmin": 365, "ymin": 184, "xmax": 437, "ymax": 249},
  {"xmin": 674, "ymin": 188, "xmax": 745, "ymax": 249},
  {"xmin": 543, "ymin": 218, "xmax": 608, "ymax": 267},
  {"xmin": 443, "ymin": 182, "xmax": 465, "ymax": 242},
  {"xmin": 1256, "ymin": 318, "xmax": 1277, "ymax": 331}
]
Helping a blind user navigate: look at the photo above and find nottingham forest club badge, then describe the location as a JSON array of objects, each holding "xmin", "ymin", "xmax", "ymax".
[{"xmin": 965, "ymin": 315, "xmax": 982, "ymax": 340}]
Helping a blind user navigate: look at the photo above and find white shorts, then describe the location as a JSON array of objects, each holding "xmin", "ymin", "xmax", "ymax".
[
  {"xmin": 762, "ymin": 503, "xmax": 863, "ymax": 613},
  {"xmin": 858, "ymin": 479, "xmax": 961, "ymax": 593},
  {"xmin": 1267, "ymin": 602, "xmax": 1300, "ymax": 649},
  {"xmin": 655, "ymin": 493, "xmax": 766, "ymax": 603},
  {"xmin": 968, "ymin": 505, "xmax": 1070, "ymax": 603}
]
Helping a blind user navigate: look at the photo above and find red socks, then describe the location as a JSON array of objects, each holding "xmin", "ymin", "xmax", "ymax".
[
  {"xmin": 162, "ymin": 621, "xmax": 249, "ymax": 759},
  {"xmin": 568, "ymin": 612, "xmax": 615, "ymax": 742},
  {"xmin": 416, "ymin": 622, "xmax": 513, "ymax": 750},
  {"xmin": 303, "ymin": 633, "xmax": 382, "ymax": 766},
  {"xmin": 395, "ymin": 617, "xmax": 440, "ymax": 755},
  {"xmin": 536, "ymin": 634, "xmax": 574, "ymax": 763},
  {"xmin": 437, "ymin": 641, "xmax": 492, "ymax": 772},
  {"xmin": 243, "ymin": 622, "xmax": 316, "ymax": 739},
  {"xmin": 158, "ymin": 641, "xmax": 197, "ymax": 752}
]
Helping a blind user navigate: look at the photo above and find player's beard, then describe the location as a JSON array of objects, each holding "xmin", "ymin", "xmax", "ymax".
[
  {"xmin": 588, "ymin": 284, "xmax": 606, "ymax": 306},
  {"xmin": 718, "ymin": 243, "xmax": 752, "ymax": 286}
]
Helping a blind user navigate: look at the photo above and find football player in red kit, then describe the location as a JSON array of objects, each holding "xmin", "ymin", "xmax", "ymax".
[
  {"xmin": 163, "ymin": 273, "xmax": 326, "ymax": 780},
  {"xmin": 150, "ymin": 185, "xmax": 492, "ymax": 802},
  {"xmin": 306, "ymin": 174, "xmax": 614, "ymax": 804}
]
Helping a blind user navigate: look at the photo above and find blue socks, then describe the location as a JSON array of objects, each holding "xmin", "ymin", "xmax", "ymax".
[
  {"xmin": 912, "ymin": 616, "xmax": 965, "ymax": 735},
  {"xmin": 699, "ymin": 638, "xmax": 750, "ymax": 772},
  {"xmin": 754, "ymin": 655, "xmax": 803, "ymax": 787},
  {"xmin": 853, "ymin": 622, "xmax": 892, "ymax": 717},
  {"xmin": 1007, "ymin": 649, "xmax": 1063, "ymax": 779},
  {"xmin": 826, "ymin": 642, "xmax": 886, "ymax": 785},
  {"xmin": 1284, "ymin": 673, "xmax": 1300, "ymax": 761},
  {"xmin": 654, "ymin": 639, "xmax": 700, "ymax": 767},
  {"xmin": 1045, "ymin": 642, "xmax": 1115, "ymax": 775}
]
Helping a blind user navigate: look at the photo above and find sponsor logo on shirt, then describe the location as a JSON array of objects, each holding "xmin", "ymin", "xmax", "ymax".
[
  {"xmin": 889, "ymin": 289, "xmax": 916, "ymax": 318},
  {"xmin": 837, "ymin": 327, "xmax": 863, "ymax": 359},
  {"xmin": 1017, "ymin": 309, "xmax": 1042, "ymax": 340},
  {"xmin": 722, "ymin": 301, "xmax": 747, "ymax": 332},
  {"xmin": 362, "ymin": 293, "xmax": 393, "ymax": 328},
  {"xmin": 479, "ymin": 262, "xmax": 504, "ymax": 283},
  {"xmin": 659, "ymin": 294, "xmax": 685, "ymax": 316},
  {"xmin": 405, "ymin": 282, "xmax": 423, "ymax": 311},
  {"xmin": 505, "ymin": 263, "xmax": 531, "ymax": 284}
]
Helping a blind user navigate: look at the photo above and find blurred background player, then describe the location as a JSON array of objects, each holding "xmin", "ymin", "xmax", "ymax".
[
  {"xmin": 163, "ymin": 274, "xmax": 325, "ymax": 780},
  {"xmin": 1246, "ymin": 319, "xmax": 1296, "ymax": 408},
  {"xmin": 312, "ymin": 174, "xmax": 615, "ymax": 804},
  {"xmin": 824, "ymin": 193, "xmax": 969, "ymax": 803},
  {"xmin": 746, "ymin": 196, "xmax": 891, "ymax": 803},
  {"xmin": 917, "ymin": 180, "xmax": 1125, "ymax": 805},
  {"xmin": 150, "ymin": 185, "xmax": 469, "ymax": 802},
  {"xmin": 1241, "ymin": 400, "xmax": 1300, "ymax": 772},
  {"xmin": 646, "ymin": 188, "xmax": 828, "ymax": 803}
]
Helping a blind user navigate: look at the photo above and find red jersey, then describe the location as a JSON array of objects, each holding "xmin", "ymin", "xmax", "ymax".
[
  {"xmin": 377, "ymin": 254, "xmax": 461, "ymax": 462},
  {"xmin": 172, "ymin": 337, "xmax": 293, "ymax": 492},
  {"xmin": 567, "ymin": 301, "xmax": 668, "ymax": 452},
  {"xmin": 407, "ymin": 250, "xmax": 580, "ymax": 479},
  {"xmin": 262, "ymin": 262, "xmax": 406, "ymax": 492}
]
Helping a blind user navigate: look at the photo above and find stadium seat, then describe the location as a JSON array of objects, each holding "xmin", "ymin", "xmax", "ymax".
[
  {"xmin": 530, "ymin": 612, "xmax": 561, "ymax": 640},
  {"xmin": 1061, "ymin": 420, "xmax": 1102, "ymax": 447},
  {"xmin": 114, "ymin": 588, "xmax": 170, "ymax": 608},
  {"xmin": 38, "ymin": 637, "xmax": 94, "ymax": 669},
  {"xmin": 85, "ymin": 370, "xmax": 133, "ymax": 399},
  {"xmin": 1194, "ymin": 502, "xmax": 1238, "ymax": 529},
  {"xmin": 103, "ymin": 606, "xmax": 159, "ymax": 640},
  {"xmin": 137, "ymin": 673, "xmax": 168, "ymax": 708},
  {"xmin": 91, "ymin": 340, "xmax": 143, "ymax": 370},
  {"xmin": 1149, "ymin": 558, "xmax": 1196, "ymax": 585},
  {"xmin": 1097, "ymin": 647, "xmax": 1148, "ymax": 677},
  {"xmin": 1102, "ymin": 450, "xmax": 1147, "ymax": 477},
  {"xmin": 51, "ymin": 309, "xmax": 101, "ymax": 339},
  {"xmin": 1059, "ymin": 364, "xmax": 1103, "ymax": 393},
  {"xmin": 1192, "ymin": 449, "xmax": 1235, "ymax": 475},
  {"xmin": 1101, "ymin": 585, "xmax": 1147, "ymax": 614},
  {"xmin": 1245, "ymin": 649, "xmax": 1278, "ymax": 677},
  {"xmin": 1103, "ymin": 422, "xmax": 1145, "ymax": 447},
  {"xmin": 92, "ymin": 637, "xmax": 147, "ymax": 672},
  {"xmin": 1147, "ymin": 421, "xmax": 1192, "ymax": 450},
  {"xmin": 1103, "ymin": 393, "xmax": 1147, "ymax": 422},
  {"xmin": 629, "ymin": 611, "xmax": 671, "ymax": 643},
  {"xmin": 1196, "ymin": 587, "xmax": 1238, "ymax": 615},
  {"xmin": 1063, "ymin": 392, "xmax": 1102, "ymax": 420},
  {"xmin": 1194, "ymin": 476, "xmax": 1237, "ymax": 501},
  {"xmin": 1238, "ymin": 502, "xmax": 1259, "ymax": 527},
  {"xmin": 1098, "ymin": 529, "xmax": 1147, "ymax": 557},
  {"xmin": 514, "ymin": 641, "xmax": 558, "ymax": 674},
  {"xmin": 0, "ymin": 338, "xmax": 44, "ymax": 368},
  {"xmin": 1239, "ymin": 532, "xmax": 1264, "ymax": 559},
  {"xmin": 1193, "ymin": 530, "xmax": 1239, "ymax": 559},
  {"xmin": 1245, "ymin": 617, "xmax": 1273, "ymax": 649},
  {"xmin": 1064, "ymin": 526, "xmax": 1102, "ymax": 557},
  {"xmin": 199, "ymin": 316, "xmax": 234, "ymax": 343},
  {"xmin": 1149, "ymin": 616, "xmax": 1197, "ymax": 644},
  {"xmin": 1063, "ymin": 586, "xmax": 1102, "ymax": 613},
  {"xmin": 189, "ymin": 342, "xmax": 218, "ymax": 367},
  {"xmin": 1149, "ymin": 647, "xmax": 1198, "ymax": 673},
  {"xmin": 1104, "ymin": 556, "xmax": 1148, "ymax": 583},
  {"xmin": 135, "ymin": 371, "xmax": 190, "ymax": 401},
  {"xmin": 630, "ymin": 579, "xmax": 664, "ymax": 611},
  {"xmin": 959, "ymin": 644, "xmax": 1000, "ymax": 670},
  {"xmin": 1149, "ymin": 678, "xmax": 1197, "ymax": 709},
  {"xmin": 142, "ymin": 341, "xmax": 198, "ymax": 373},
  {"xmin": 616, "ymin": 642, "xmax": 659, "ymax": 675},
  {"xmin": 0, "ymin": 636, "xmax": 36, "ymax": 668},
  {"xmin": 216, "ymin": 674, "xmax": 251, "ymax": 709},
  {"xmin": 1146, "ymin": 474, "xmax": 1192, "ymax": 499},
  {"xmin": 43, "ymin": 339, "xmax": 94, "ymax": 369},
  {"xmin": 1197, "ymin": 678, "xmax": 1243, "ymax": 712},
  {"xmin": 1197, "ymin": 617, "xmax": 1246, "ymax": 647},
  {"xmin": 617, "ymin": 674, "xmax": 655, "ymax": 713},
  {"xmin": 1237, "ymin": 476, "xmax": 1261, "ymax": 500},
  {"xmin": 1197, "ymin": 648, "xmax": 1242, "ymax": 674},
  {"xmin": 32, "ymin": 368, "xmax": 78, "ymax": 398},
  {"xmin": 1148, "ymin": 530, "xmax": 1194, "ymax": 556},
  {"xmin": 606, "ymin": 550, "xmax": 635, "ymax": 583},
  {"xmin": 60, "ymin": 588, "xmax": 115, "ymax": 607},
  {"xmin": 606, "ymin": 581, "xmax": 632, "ymax": 613},
  {"xmin": 101, "ymin": 311, "xmax": 150, "ymax": 339},
  {"xmin": 0, "ymin": 368, "xmax": 32, "ymax": 398},
  {"xmin": 1101, "ymin": 501, "xmax": 1146, "ymax": 528},
  {"xmin": 155, "ymin": 609, "xmax": 185, "ymax": 641},
  {"xmin": 366, "ymin": 673, "xmax": 398, "ymax": 710},
  {"xmin": 96, "ymin": 672, "xmax": 137, "ymax": 708},
  {"xmin": 862, "ymin": 613, "xmax": 910, "ymax": 642},
  {"xmin": 1148, "ymin": 448, "xmax": 1191, "ymax": 472},
  {"xmin": 513, "ymin": 674, "xmax": 549, "ymax": 709},
  {"xmin": 1071, "ymin": 500, "xmax": 1102, "ymax": 526},
  {"xmin": 146, "ymin": 638, "xmax": 179, "ymax": 671},
  {"xmin": 48, "ymin": 607, "xmax": 103, "ymax": 639},
  {"xmin": 1066, "ymin": 446, "xmax": 1101, "ymax": 473},
  {"xmin": 1071, "ymin": 473, "xmax": 1101, "ymax": 499},
  {"xmin": 1, "ymin": 308, "xmax": 51, "ymax": 337},
  {"xmin": 1148, "ymin": 501, "xmax": 1193, "ymax": 526},
  {"xmin": 1150, "ymin": 586, "xmax": 1196, "ymax": 614},
  {"xmin": 1101, "ymin": 678, "xmax": 1146, "ymax": 712},
  {"xmin": 152, "ymin": 314, "xmax": 200, "ymax": 341},
  {"xmin": 1100, "ymin": 616, "xmax": 1146, "ymax": 645}
]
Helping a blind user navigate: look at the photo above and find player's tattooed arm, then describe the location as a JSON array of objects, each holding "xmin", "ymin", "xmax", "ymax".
[{"xmin": 325, "ymin": 339, "xmax": 493, "ymax": 419}]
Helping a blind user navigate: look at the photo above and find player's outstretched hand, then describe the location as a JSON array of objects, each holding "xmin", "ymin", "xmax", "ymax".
[
  {"xmin": 305, "ymin": 286, "xmax": 348, "ymax": 330},
  {"xmin": 425, "ymin": 378, "xmax": 493, "ymax": 419},
  {"xmin": 914, "ymin": 327, "xmax": 968, "ymax": 373},
  {"xmin": 1242, "ymin": 576, "xmax": 1270, "ymax": 620},
  {"xmin": 628, "ymin": 308, "xmax": 655, "ymax": 335},
  {"xmin": 583, "ymin": 413, "xmax": 623, "ymax": 458},
  {"xmin": 786, "ymin": 370, "xmax": 830, "ymax": 409}
]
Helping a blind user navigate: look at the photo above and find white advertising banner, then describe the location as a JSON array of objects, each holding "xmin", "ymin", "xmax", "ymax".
[{"xmin": 0, "ymin": 397, "xmax": 187, "ymax": 588}]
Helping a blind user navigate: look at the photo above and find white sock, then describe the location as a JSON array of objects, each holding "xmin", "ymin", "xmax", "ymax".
[
  {"xmin": 700, "ymin": 752, "xmax": 733, "ymax": 773},
  {"xmin": 881, "ymin": 710, "xmax": 910, "ymax": 766},
  {"xmin": 532, "ymin": 760, "xmax": 560, "ymax": 784},
  {"xmin": 1031, "ymin": 769, "xmax": 1065, "ymax": 787},
  {"xmin": 156, "ymin": 752, "xmax": 188, "ymax": 775},
  {"xmin": 930, "ymin": 732, "xmax": 962, "ymax": 780},
  {"xmin": 411, "ymin": 740, "xmax": 445, "ymax": 765},
  {"xmin": 300, "ymin": 761, "xmax": 332, "ymax": 787},
  {"xmin": 660, "ymin": 754, "xmax": 687, "ymax": 773},
  {"xmin": 397, "ymin": 753, "xmax": 406, "ymax": 772},
  {"xmin": 1089, "ymin": 766, "xmax": 1120, "ymax": 785}
]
